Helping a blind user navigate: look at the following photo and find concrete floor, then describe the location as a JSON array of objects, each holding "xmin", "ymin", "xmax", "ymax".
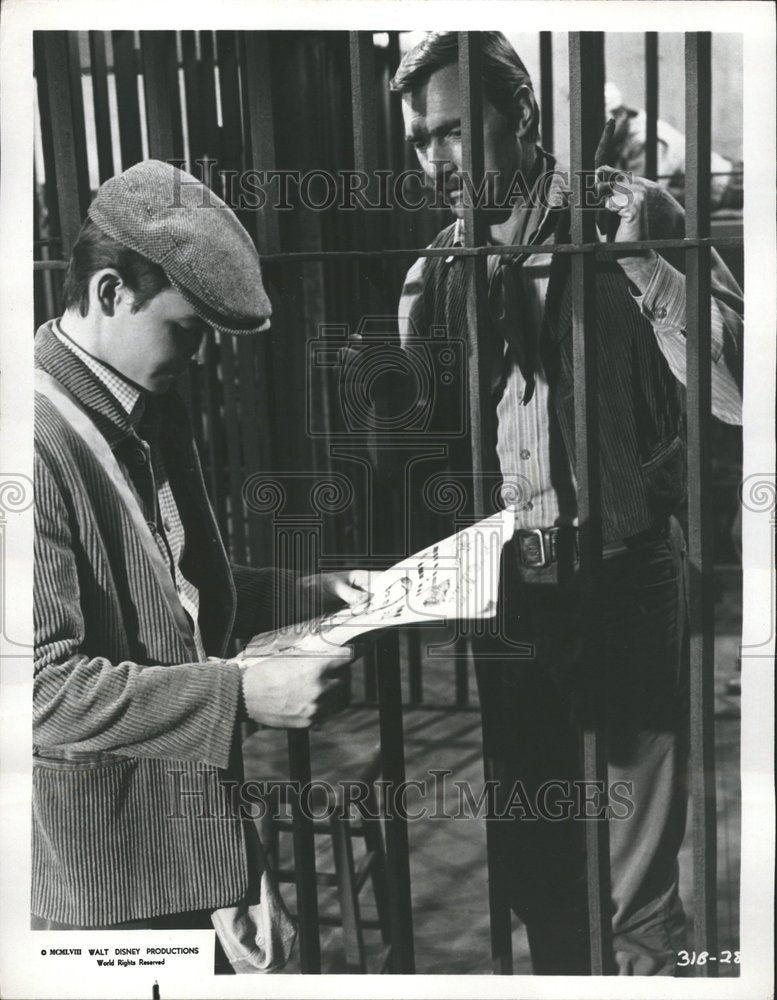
[{"xmin": 242, "ymin": 569, "xmax": 741, "ymax": 976}]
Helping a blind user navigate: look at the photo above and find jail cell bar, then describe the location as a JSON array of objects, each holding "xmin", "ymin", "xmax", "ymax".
[
  {"xmin": 568, "ymin": 32, "xmax": 616, "ymax": 976},
  {"xmin": 34, "ymin": 32, "xmax": 90, "ymax": 257},
  {"xmin": 349, "ymin": 30, "xmax": 415, "ymax": 974},
  {"xmin": 31, "ymin": 29, "xmax": 733, "ymax": 977},
  {"xmin": 644, "ymin": 33, "xmax": 659, "ymax": 182},
  {"xmin": 685, "ymin": 31, "xmax": 719, "ymax": 976},
  {"xmin": 242, "ymin": 31, "xmax": 323, "ymax": 973},
  {"xmin": 456, "ymin": 29, "xmax": 722, "ymax": 976},
  {"xmin": 457, "ymin": 31, "xmax": 513, "ymax": 976}
]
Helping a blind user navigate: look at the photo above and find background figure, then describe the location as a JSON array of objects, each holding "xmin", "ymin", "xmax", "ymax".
[{"xmin": 604, "ymin": 81, "xmax": 743, "ymax": 211}]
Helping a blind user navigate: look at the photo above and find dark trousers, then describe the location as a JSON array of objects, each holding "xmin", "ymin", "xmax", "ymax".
[{"xmin": 474, "ymin": 519, "xmax": 689, "ymax": 975}]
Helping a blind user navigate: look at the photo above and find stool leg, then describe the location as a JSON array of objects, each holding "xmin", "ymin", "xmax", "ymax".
[
  {"xmin": 358, "ymin": 787, "xmax": 392, "ymax": 948},
  {"xmin": 329, "ymin": 815, "xmax": 367, "ymax": 973}
]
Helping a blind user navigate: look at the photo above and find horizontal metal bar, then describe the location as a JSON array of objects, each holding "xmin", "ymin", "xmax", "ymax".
[
  {"xmin": 659, "ymin": 171, "xmax": 743, "ymax": 179},
  {"xmin": 34, "ymin": 234, "xmax": 744, "ymax": 272},
  {"xmin": 251, "ymin": 235, "xmax": 743, "ymax": 258}
]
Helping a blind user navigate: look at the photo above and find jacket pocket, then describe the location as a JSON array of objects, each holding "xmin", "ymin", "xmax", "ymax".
[{"xmin": 33, "ymin": 751, "xmax": 133, "ymax": 772}]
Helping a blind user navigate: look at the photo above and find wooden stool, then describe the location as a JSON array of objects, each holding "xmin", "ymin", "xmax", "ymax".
[{"xmin": 244, "ymin": 719, "xmax": 392, "ymax": 973}]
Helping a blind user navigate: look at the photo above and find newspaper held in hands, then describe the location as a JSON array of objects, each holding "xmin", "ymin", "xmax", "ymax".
[{"xmin": 243, "ymin": 507, "xmax": 515, "ymax": 656}]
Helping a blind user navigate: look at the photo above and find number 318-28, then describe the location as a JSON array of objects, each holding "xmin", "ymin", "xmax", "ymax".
[{"xmin": 677, "ymin": 950, "xmax": 740, "ymax": 966}]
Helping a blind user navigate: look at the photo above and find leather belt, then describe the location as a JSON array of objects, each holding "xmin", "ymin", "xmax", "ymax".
[
  {"xmin": 513, "ymin": 526, "xmax": 576, "ymax": 568},
  {"xmin": 512, "ymin": 521, "xmax": 669, "ymax": 569}
]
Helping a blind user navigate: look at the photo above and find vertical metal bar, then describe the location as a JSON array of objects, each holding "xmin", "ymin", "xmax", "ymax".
[
  {"xmin": 568, "ymin": 31, "xmax": 615, "ymax": 976},
  {"xmin": 239, "ymin": 30, "xmax": 280, "ymax": 556},
  {"xmin": 201, "ymin": 337, "xmax": 227, "ymax": 535},
  {"xmin": 242, "ymin": 30, "xmax": 321, "ymax": 972},
  {"xmin": 454, "ymin": 636, "xmax": 470, "ymax": 707},
  {"xmin": 539, "ymin": 32, "xmax": 554, "ymax": 153},
  {"xmin": 350, "ymin": 31, "xmax": 378, "ymax": 227},
  {"xmin": 233, "ymin": 337, "xmax": 269, "ymax": 564},
  {"xmin": 644, "ymin": 33, "xmax": 659, "ymax": 182},
  {"xmin": 66, "ymin": 34, "xmax": 92, "ymax": 204},
  {"xmin": 363, "ymin": 648, "xmax": 378, "ymax": 703},
  {"xmin": 241, "ymin": 32, "xmax": 281, "ymax": 255},
  {"xmin": 375, "ymin": 630, "xmax": 415, "ymax": 970},
  {"xmin": 180, "ymin": 31, "xmax": 205, "ymax": 174},
  {"xmin": 198, "ymin": 31, "xmax": 221, "ymax": 173},
  {"xmin": 218, "ymin": 337, "xmax": 247, "ymax": 563},
  {"xmin": 111, "ymin": 31, "xmax": 144, "ymax": 169},
  {"xmin": 350, "ymin": 32, "xmax": 383, "ymax": 710},
  {"xmin": 684, "ymin": 30, "xmax": 718, "ymax": 975},
  {"xmin": 406, "ymin": 629, "xmax": 424, "ymax": 705},
  {"xmin": 198, "ymin": 31, "xmax": 245, "ymax": 558},
  {"xmin": 458, "ymin": 33, "xmax": 497, "ymax": 506},
  {"xmin": 349, "ymin": 32, "xmax": 385, "ymax": 312},
  {"xmin": 38, "ymin": 32, "xmax": 90, "ymax": 255},
  {"xmin": 33, "ymin": 35, "xmax": 62, "ymax": 252},
  {"xmin": 218, "ymin": 30, "xmax": 267, "ymax": 564},
  {"xmin": 458, "ymin": 31, "xmax": 513, "ymax": 976},
  {"xmin": 180, "ymin": 33, "xmax": 228, "ymax": 524},
  {"xmin": 350, "ymin": 30, "xmax": 415, "ymax": 974},
  {"xmin": 286, "ymin": 729, "xmax": 322, "ymax": 972},
  {"xmin": 140, "ymin": 31, "xmax": 177, "ymax": 163},
  {"xmin": 141, "ymin": 31, "xmax": 187, "ymax": 426},
  {"xmin": 186, "ymin": 357, "xmax": 206, "ymax": 457},
  {"xmin": 386, "ymin": 31, "xmax": 407, "ymax": 269},
  {"xmin": 33, "ymin": 173, "xmax": 49, "ymax": 325},
  {"xmin": 89, "ymin": 33, "xmax": 115, "ymax": 183},
  {"xmin": 215, "ymin": 32, "xmax": 243, "ymax": 181}
]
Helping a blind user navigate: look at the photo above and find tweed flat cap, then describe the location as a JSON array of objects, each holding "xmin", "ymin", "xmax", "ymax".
[{"xmin": 88, "ymin": 159, "xmax": 271, "ymax": 335}]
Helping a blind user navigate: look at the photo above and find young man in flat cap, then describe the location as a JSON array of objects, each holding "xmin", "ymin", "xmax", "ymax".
[
  {"xmin": 32, "ymin": 160, "xmax": 364, "ymax": 956},
  {"xmin": 392, "ymin": 33, "xmax": 742, "ymax": 975}
]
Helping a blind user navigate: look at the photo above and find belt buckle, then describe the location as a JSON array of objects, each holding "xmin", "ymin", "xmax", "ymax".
[{"xmin": 519, "ymin": 528, "xmax": 551, "ymax": 568}]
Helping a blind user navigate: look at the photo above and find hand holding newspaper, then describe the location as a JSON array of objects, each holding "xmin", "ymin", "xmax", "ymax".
[{"xmin": 243, "ymin": 507, "xmax": 515, "ymax": 656}]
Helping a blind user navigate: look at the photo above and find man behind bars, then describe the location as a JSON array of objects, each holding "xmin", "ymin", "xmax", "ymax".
[
  {"xmin": 392, "ymin": 33, "xmax": 742, "ymax": 975},
  {"xmin": 32, "ymin": 160, "xmax": 368, "ymax": 964}
]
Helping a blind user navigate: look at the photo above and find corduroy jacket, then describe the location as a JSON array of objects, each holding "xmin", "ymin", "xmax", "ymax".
[{"xmin": 33, "ymin": 324, "xmax": 289, "ymax": 926}]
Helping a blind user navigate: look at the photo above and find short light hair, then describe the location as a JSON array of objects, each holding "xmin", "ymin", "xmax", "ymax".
[{"xmin": 390, "ymin": 32, "xmax": 540, "ymax": 141}]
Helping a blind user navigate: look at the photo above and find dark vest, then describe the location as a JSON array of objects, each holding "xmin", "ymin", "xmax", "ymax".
[{"xmin": 410, "ymin": 219, "xmax": 687, "ymax": 543}]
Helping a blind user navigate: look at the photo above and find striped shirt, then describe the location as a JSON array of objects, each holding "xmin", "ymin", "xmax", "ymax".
[
  {"xmin": 53, "ymin": 322, "xmax": 206, "ymax": 658},
  {"xmin": 399, "ymin": 189, "xmax": 743, "ymax": 532}
]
